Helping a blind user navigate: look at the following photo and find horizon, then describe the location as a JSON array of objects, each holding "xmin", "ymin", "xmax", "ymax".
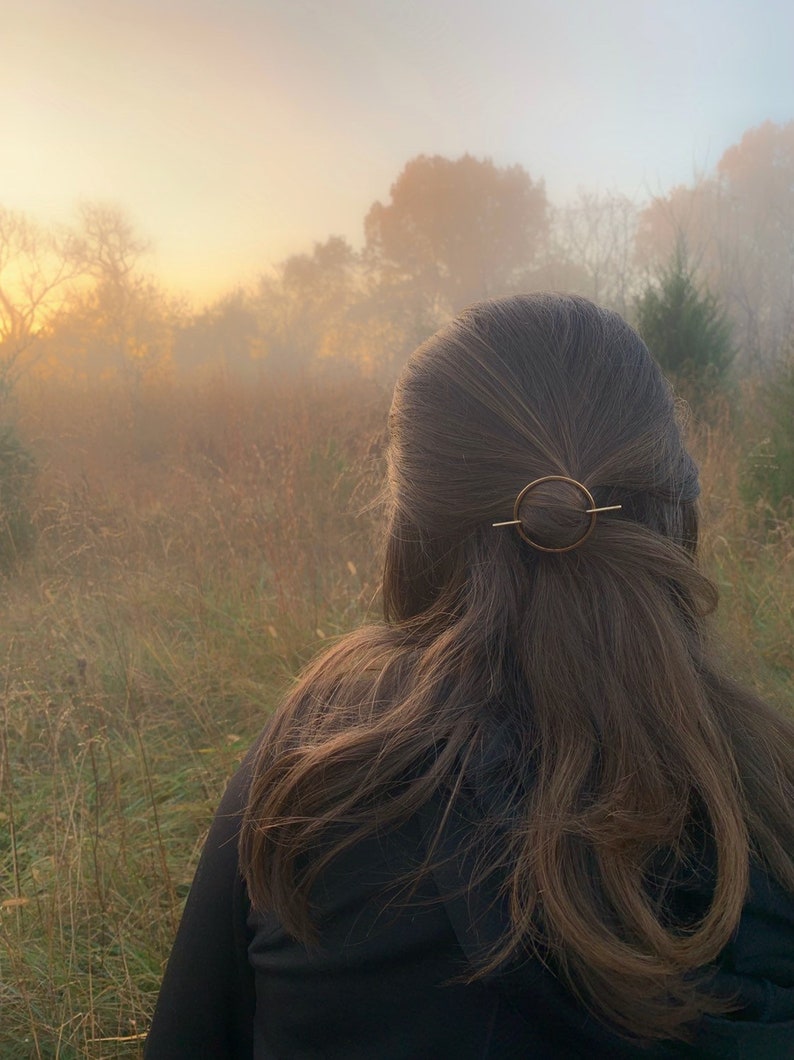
[{"xmin": 4, "ymin": 0, "xmax": 794, "ymax": 304}]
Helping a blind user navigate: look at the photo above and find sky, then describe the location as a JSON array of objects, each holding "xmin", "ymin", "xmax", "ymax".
[{"xmin": 3, "ymin": 0, "xmax": 793, "ymax": 304}]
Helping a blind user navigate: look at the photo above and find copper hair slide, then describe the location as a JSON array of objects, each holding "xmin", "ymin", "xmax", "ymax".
[{"xmin": 492, "ymin": 475, "xmax": 622, "ymax": 554}]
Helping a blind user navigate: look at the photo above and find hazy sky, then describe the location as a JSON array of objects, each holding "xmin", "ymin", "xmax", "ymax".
[{"xmin": 4, "ymin": 0, "xmax": 793, "ymax": 302}]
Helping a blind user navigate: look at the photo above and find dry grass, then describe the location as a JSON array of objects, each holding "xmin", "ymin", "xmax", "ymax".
[
  {"xmin": 690, "ymin": 397, "xmax": 794, "ymax": 701},
  {"xmin": 1, "ymin": 372, "xmax": 387, "ymax": 1058},
  {"xmin": 0, "ymin": 374, "xmax": 791, "ymax": 1057}
]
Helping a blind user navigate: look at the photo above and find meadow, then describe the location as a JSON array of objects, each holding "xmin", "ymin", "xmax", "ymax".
[{"xmin": 0, "ymin": 373, "xmax": 791, "ymax": 1058}]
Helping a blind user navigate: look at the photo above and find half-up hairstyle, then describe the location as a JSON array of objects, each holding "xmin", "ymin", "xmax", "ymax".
[{"xmin": 240, "ymin": 294, "xmax": 794, "ymax": 1042}]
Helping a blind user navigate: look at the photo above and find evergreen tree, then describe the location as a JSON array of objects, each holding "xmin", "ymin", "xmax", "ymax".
[{"xmin": 635, "ymin": 241, "xmax": 734, "ymax": 406}]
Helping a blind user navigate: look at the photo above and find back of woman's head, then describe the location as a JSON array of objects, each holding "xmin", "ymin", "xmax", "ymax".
[
  {"xmin": 242, "ymin": 293, "xmax": 794, "ymax": 1046},
  {"xmin": 384, "ymin": 293, "xmax": 698, "ymax": 621}
]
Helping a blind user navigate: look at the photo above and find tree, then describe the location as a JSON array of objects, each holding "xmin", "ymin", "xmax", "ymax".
[
  {"xmin": 635, "ymin": 240, "xmax": 734, "ymax": 407},
  {"xmin": 0, "ymin": 209, "xmax": 74, "ymax": 569},
  {"xmin": 635, "ymin": 121, "xmax": 794, "ymax": 366},
  {"xmin": 364, "ymin": 154, "xmax": 548, "ymax": 314},
  {"xmin": 56, "ymin": 204, "xmax": 177, "ymax": 383},
  {"xmin": 0, "ymin": 208, "xmax": 81, "ymax": 389},
  {"xmin": 547, "ymin": 191, "xmax": 639, "ymax": 316},
  {"xmin": 174, "ymin": 289, "xmax": 263, "ymax": 376},
  {"xmin": 255, "ymin": 236, "xmax": 359, "ymax": 372}
]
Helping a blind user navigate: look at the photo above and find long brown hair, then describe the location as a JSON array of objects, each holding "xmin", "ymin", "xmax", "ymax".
[{"xmin": 239, "ymin": 294, "xmax": 794, "ymax": 1041}]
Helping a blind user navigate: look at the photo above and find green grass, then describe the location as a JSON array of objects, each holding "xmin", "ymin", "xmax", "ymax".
[{"xmin": 0, "ymin": 565, "xmax": 291, "ymax": 1057}]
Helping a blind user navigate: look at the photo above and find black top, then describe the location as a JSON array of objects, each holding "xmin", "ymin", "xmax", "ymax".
[{"xmin": 145, "ymin": 739, "xmax": 794, "ymax": 1059}]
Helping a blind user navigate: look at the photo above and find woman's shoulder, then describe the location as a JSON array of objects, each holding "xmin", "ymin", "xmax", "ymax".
[
  {"xmin": 700, "ymin": 862, "xmax": 794, "ymax": 1031},
  {"xmin": 417, "ymin": 786, "xmax": 794, "ymax": 1059}
]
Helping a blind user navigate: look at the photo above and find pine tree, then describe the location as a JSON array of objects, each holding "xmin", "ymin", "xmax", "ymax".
[{"xmin": 635, "ymin": 241, "xmax": 734, "ymax": 407}]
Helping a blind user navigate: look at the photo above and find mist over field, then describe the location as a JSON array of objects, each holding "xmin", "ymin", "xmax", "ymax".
[
  {"xmin": 3, "ymin": 121, "xmax": 794, "ymax": 389},
  {"xmin": 2, "ymin": 122, "xmax": 794, "ymax": 1055}
]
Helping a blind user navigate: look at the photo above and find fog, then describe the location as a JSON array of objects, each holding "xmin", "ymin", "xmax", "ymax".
[
  {"xmin": 3, "ymin": 122, "xmax": 794, "ymax": 390},
  {"xmin": 4, "ymin": 0, "xmax": 793, "ymax": 297}
]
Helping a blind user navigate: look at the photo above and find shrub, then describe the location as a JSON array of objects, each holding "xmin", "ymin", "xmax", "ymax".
[
  {"xmin": 744, "ymin": 347, "xmax": 794, "ymax": 514},
  {"xmin": 0, "ymin": 423, "xmax": 36, "ymax": 572}
]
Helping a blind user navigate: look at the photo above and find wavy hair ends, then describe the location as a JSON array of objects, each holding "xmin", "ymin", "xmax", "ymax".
[{"xmin": 240, "ymin": 294, "xmax": 794, "ymax": 1043}]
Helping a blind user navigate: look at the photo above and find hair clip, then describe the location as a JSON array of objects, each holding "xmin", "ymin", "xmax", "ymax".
[{"xmin": 492, "ymin": 475, "xmax": 622, "ymax": 553}]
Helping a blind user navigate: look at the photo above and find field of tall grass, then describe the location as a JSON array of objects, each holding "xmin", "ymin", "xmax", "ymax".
[{"xmin": 0, "ymin": 374, "xmax": 791, "ymax": 1057}]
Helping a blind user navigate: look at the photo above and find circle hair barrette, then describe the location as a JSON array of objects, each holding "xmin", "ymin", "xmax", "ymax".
[{"xmin": 492, "ymin": 475, "xmax": 622, "ymax": 554}]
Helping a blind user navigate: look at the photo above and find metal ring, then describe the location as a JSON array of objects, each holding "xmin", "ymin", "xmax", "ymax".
[{"xmin": 512, "ymin": 475, "xmax": 596, "ymax": 554}]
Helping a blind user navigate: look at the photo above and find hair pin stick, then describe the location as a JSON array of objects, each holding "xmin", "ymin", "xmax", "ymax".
[{"xmin": 492, "ymin": 504, "xmax": 621, "ymax": 528}]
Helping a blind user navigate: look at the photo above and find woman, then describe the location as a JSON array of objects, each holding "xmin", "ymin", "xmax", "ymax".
[{"xmin": 146, "ymin": 294, "xmax": 794, "ymax": 1058}]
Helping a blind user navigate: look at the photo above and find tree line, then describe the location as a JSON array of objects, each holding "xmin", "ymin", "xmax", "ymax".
[
  {"xmin": 0, "ymin": 119, "xmax": 793, "ymax": 571},
  {"xmin": 1, "ymin": 119, "xmax": 793, "ymax": 392}
]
